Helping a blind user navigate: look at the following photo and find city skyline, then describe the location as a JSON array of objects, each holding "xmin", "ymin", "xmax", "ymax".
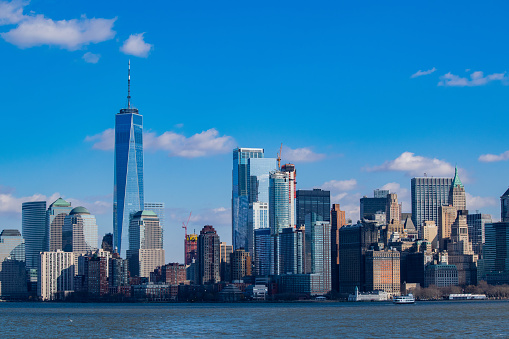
[{"xmin": 1, "ymin": 0, "xmax": 509, "ymax": 262}]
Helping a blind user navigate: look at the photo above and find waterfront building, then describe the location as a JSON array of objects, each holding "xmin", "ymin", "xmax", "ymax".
[
  {"xmin": 279, "ymin": 227, "xmax": 304, "ymax": 275},
  {"xmin": 22, "ymin": 201, "xmax": 47, "ymax": 270},
  {"xmin": 281, "ymin": 164, "xmax": 297, "ymax": 227},
  {"xmin": 161, "ymin": 263, "xmax": 187, "ymax": 285},
  {"xmin": 439, "ymin": 205, "xmax": 457, "ymax": 250},
  {"xmin": 248, "ymin": 201, "xmax": 268, "ymax": 255},
  {"xmin": 0, "ymin": 230, "xmax": 25, "ymax": 262},
  {"xmin": 277, "ymin": 273, "xmax": 324, "ymax": 296},
  {"xmin": 114, "ymin": 62, "xmax": 144, "ymax": 256},
  {"xmin": 185, "ymin": 233, "xmax": 198, "ymax": 266},
  {"xmin": 47, "ymin": 198, "xmax": 72, "ymax": 251},
  {"xmin": 424, "ymin": 264, "xmax": 459, "ymax": 287},
  {"xmin": 331, "ymin": 204, "xmax": 346, "ymax": 292},
  {"xmin": 254, "ymin": 228, "xmax": 271, "ymax": 276},
  {"xmin": 38, "ymin": 250, "xmax": 75, "ymax": 301},
  {"xmin": 232, "ymin": 147, "xmax": 264, "ymax": 251},
  {"xmin": 448, "ymin": 211, "xmax": 478, "ymax": 285},
  {"xmin": 230, "ymin": 248, "xmax": 252, "ymax": 282},
  {"xmin": 467, "ymin": 213, "xmax": 492, "ymax": 255},
  {"xmin": 365, "ymin": 249, "xmax": 400, "ymax": 295},
  {"xmin": 198, "ymin": 225, "xmax": 220, "ymax": 284},
  {"xmin": 62, "ymin": 207, "xmax": 98, "ymax": 254},
  {"xmin": 502, "ymin": 188, "xmax": 509, "ymax": 222},
  {"xmin": 220, "ymin": 242, "xmax": 233, "ymax": 282},
  {"xmin": 127, "ymin": 211, "xmax": 165, "ymax": 278},
  {"xmin": 307, "ymin": 221, "xmax": 331, "ymax": 295},
  {"xmin": 411, "ymin": 177, "xmax": 453, "ymax": 234},
  {"xmin": 483, "ymin": 221, "xmax": 509, "ymax": 284},
  {"xmin": 0, "ymin": 259, "xmax": 27, "ymax": 299},
  {"xmin": 109, "ymin": 254, "xmax": 129, "ymax": 289},
  {"xmin": 269, "ymin": 170, "xmax": 291, "ymax": 275},
  {"xmin": 87, "ymin": 255, "xmax": 109, "ymax": 297}
]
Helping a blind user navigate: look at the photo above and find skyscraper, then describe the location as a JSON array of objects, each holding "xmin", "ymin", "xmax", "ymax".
[
  {"xmin": 281, "ymin": 164, "xmax": 296, "ymax": 227},
  {"xmin": 279, "ymin": 227, "xmax": 304, "ymax": 275},
  {"xmin": 62, "ymin": 207, "xmax": 98, "ymax": 254},
  {"xmin": 198, "ymin": 225, "xmax": 220, "ymax": 284},
  {"xmin": 483, "ymin": 221, "xmax": 509, "ymax": 284},
  {"xmin": 254, "ymin": 228, "xmax": 271, "ymax": 276},
  {"xmin": 114, "ymin": 61, "xmax": 144, "ymax": 256},
  {"xmin": 449, "ymin": 167, "xmax": 466, "ymax": 211},
  {"xmin": 501, "ymin": 188, "xmax": 509, "ymax": 222},
  {"xmin": 0, "ymin": 230, "xmax": 25, "ymax": 262},
  {"xmin": 47, "ymin": 198, "xmax": 72, "ymax": 252},
  {"xmin": 127, "ymin": 211, "xmax": 164, "ymax": 278},
  {"xmin": 467, "ymin": 213, "xmax": 492, "ymax": 255},
  {"xmin": 411, "ymin": 177, "xmax": 453, "ymax": 233},
  {"xmin": 296, "ymin": 189, "xmax": 331, "ymax": 228},
  {"xmin": 22, "ymin": 201, "xmax": 47, "ymax": 270},
  {"xmin": 331, "ymin": 204, "xmax": 346, "ymax": 292},
  {"xmin": 144, "ymin": 202, "xmax": 165, "ymax": 230},
  {"xmin": 38, "ymin": 250, "xmax": 75, "ymax": 301},
  {"xmin": 269, "ymin": 170, "xmax": 291, "ymax": 275}
]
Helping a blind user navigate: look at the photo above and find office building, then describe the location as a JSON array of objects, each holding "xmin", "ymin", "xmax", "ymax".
[
  {"xmin": 0, "ymin": 230, "xmax": 25, "ymax": 262},
  {"xmin": 483, "ymin": 221, "xmax": 509, "ymax": 284},
  {"xmin": 22, "ymin": 201, "xmax": 47, "ymax": 270},
  {"xmin": 109, "ymin": 254, "xmax": 129, "ymax": 288},
  {"xmin": 269, "ymin": 170, "xmax": 291, "ymax": 275},
  {"xmin": 374, "ymin": 189, "xmax": 389, "ymax": 198},
  {"xmin": 102, "ymin": 233, "xmax": 113, "ymax": 253},
  {"xmin": 296, "ymin": 189, "xmax": 331, "ymax": 228},
  {"xmin": 248, "ymin": 157, "xmax": 277, "ymax": 204},
  {"xmin": 161, "ymin": 263, "xmax": 187, "ymax": 285},
  {"xmin": 220, "ymin": 242, "xmax": 233, "ymax": 282},
  {"xmin": 279, "ymin": 227, "xmax": 304, "ymax": 275},
  {"xmin": 502, "ymin": 188, "xmax": 509, "ymax": 222},
  {"xmin": 281, "ymin": 164, "xmax": 297, "ymax": 227},
  {"xmin": 365, "ymin": 249, "xmax": 400, "ymax": 295},
  {"xmin": 448, "ymin": 211, "xmax": 478, "ymax": 285},
  {"xmin": 38, "ymin": 250, "xmax": 75, "ymax": 301},
  {"xmin": 127, "ymin": 211, "xmax": 165, "ymax": 278},
  {"xmin": 230, "ymin": 248, "xmax": 252, "ymax": 282},
  {"xmin": 47, "ymin": 198, "xmax": 72, "ymax": 251},
  {"xmin": 232, "ymin": 147, "xmax": 264, "ymax": 251},
  {"xmin": 62, "ymin": 207, "xmax": 98, "ymax": 254},
  {"xmin": 386, "ymin": 193, "xmax": 400, "ymax": 224},
  {"xmin": 198, "ymin": 225, "xmax": 220, "ymax": 284},
  {"xmin": 439, "ymin": 205, "xmax": 457, "ymax": 250},
  {"xmin": 424, "ymin": 264, "xmax": 459, "ymax": 287},
  {"xmin": 87, "ymin": 255, "xmax": 109, "ymax": 297},
  {"xmin": 449, "ymin": 167, "xmax": 466, "ymax": 210},
  {"xmin": 307, "ymin": 221, "xmax": 331, "ymax": 294},
  {"xmin": 254, "ymin": 228, "xmax": 271, "ymax": 276},
  {"xmin": 144, "ymin": 203, "xmax": 165, "ymax": 229},
  {"xmin": 467, "ymin": 213, "xmax": 492, "ymax": 255},
  {"xmin": 185, "ymin": 233, "xmax": 198, "ymax": 266},
  {"xmin": 422, "ymin": 221, "xmax": 438, "ymax": 250},
  {"xmin": 0, "ymin": 259, "xmax": 27, "ymax": 299},
  {"xmin": 114, "ymin": 62, "xmax": 144, "ymax": 256},
  {"xmin": 248, "ymin": 202, "xmax": 268, "ymax": 257},
  {"xmin": 411, "ymin": 177, "xmax": 453, "ymax": 233},
  {"xmin": 331, "ymin": 204, "xmax": 346, "ymax": 292},
  {"xmin": 360, "ymin": 192, "xmax": 387, "ymax": 221}
]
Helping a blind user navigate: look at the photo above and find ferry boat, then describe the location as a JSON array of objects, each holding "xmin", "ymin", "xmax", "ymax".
[{"xmin": 393, "ymin": 294, "xmax": 415, "ymax": 304}]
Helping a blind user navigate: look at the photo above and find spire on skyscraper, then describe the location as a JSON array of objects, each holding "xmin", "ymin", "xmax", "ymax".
[
  {"xmin": 127, "ymin": 60, "xmax": 131, "ymax": 109},
  {"xmin": 452, "ymin": 166, "xmax": 463, "ymax": 188}
]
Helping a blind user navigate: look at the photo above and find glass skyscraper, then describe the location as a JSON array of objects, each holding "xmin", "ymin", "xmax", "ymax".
[
  {"xmin": 296, "ymin": 188, "xmax": 331, "ymax": 228},
  {"xmin": 114, "ymin": 63, "xmax": 144, "ymax": 255},
  {"xmin": 62, "ymin": 206, "xmax": 98, "ymax": 253},
  {"xmin": 232, "ymin": 148, "xmax": 264, "ymax": 251},
  {"xmin": 411, "ymin": 177, "xmax": 452, "ymax": 233},
  {"xmin": 22, "ymin": 201, "xmax": 48, "ymax": 270},
  {"xmin": 47, "ymin": 197, "xmax": 72, "ymax": 251}
]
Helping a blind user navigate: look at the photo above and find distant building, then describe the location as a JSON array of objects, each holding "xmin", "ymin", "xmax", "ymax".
[
  {"xmin": 144, "ymin": 202, "xmax": 165, "ymax": 230},
  {"xmin": 365, "ymin": 249, "xmax": 400, "ymax": 295},
  {"xmin": 230, "ymin": 248, "xmax": 252, "ymax": 282},
  {"xmin": 39, "ymin": 250, "xmax": 75, "ymax": 300},
  {"xmin": 439, "ymin": 205, "xmax": 457, "ymax": 250},
  {"xmin": 277, "ymin": 273, "xmax": 324, "ymax": 296},
  {"xmin": 502, "ymin": 188, "xmax": 509, "ymax": 223},
  {"xmin": 386, "ymin": 193, "xmax": 401, "ymax": 224},
  {"xmin": 220, "ymin": 242, "xmax": 233, "ymax": 282},
  {"xmin": 296, "ymin": 189, "xmax": 331, "ymax": 228},
  {"xmin": 305, "ymin": 221, "xmax": 331, "ymax": 295},
  {"xmin": 87, "ymin": 255, "xmax": 109, "ymax": 297},
  {"xmin": 422, "ymin": 221, "xmax": 438, "ymax": 250},
  {"xmin": 482, "ymin": 221, "xmax": 509, "ymax": 284},
  {"xmin": 281, "ymin": 164, "xmax": 297, "ymax": 227},
  {"xmin": 449, "ymin": 167, "xmax": 466, "ymax": 210},
  {"xmin": 279, "ymin": 227, "xmax": 304, "ymax": 275},
  {"xmin": 47, "ymin": 198, "xmax": 72, "ymax": 251},
  {"xmin": 254, "ymin": 228, "xmax": 271, "ymax": 276},
  {"xmin": 269, "ymin": 170, "xmax": 291, "ymax": 275},
  {"xmin": 62, "ymin": 206, "xmax": 98, "ymax": 254},
  {"xmin": 22, "ymin": 201, "xmax": 47, "ymax": 270},
  {"xmin": 102, "ymin": 233, "xmax": 113, "ymax": 253},
  {"xmin": 185, "ymin": 233, "xmax": 198, "ymax": 266},
  {"xmin": 467, "ymin": 213, "xmax": 492, "ymax": 255},
  {"xmin": 360, "ymin": 195, "xmax": 386, "ymax": 221},
  {"xmin": 127, "ymin": 211, "xmax": 165, "ymax": 278},
  {"xmin": 198, "ymin": 225, "xmax": 220, "ymax": 284},
  {"xmin": 0, "ymin": 259, "xmax": 27, "ymax": 299},
  {"xmin": 109, "ymin": 254, "xmax": 129, "ymax": 289},
  {"xmin": 161, "ymin": 263, "xmax": 187, "ymax": 285},
  {"xmin": 331, "ymin": 204, "xmax": 346, "ymax": 292},
  {"xmin": 411, "ymin": 177, "xmax": 453, "ymax": 234},
  {"xmin": 448, "ymin": 211, "xmax": 478, "ymax": 285},
  {"xmin": 0, "ymin": 229, "xmax": 25, "ymax": 262},
  {"xmin": 424, "ymin": 264, "xmax": 458, "ymax": 287}
]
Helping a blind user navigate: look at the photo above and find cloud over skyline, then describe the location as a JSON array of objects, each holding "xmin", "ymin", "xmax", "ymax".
[
  {"xmin": 120, "ymin": 33, "xmax": 152, "ymax": 58},
  {"xmin": 282, "ymin": 146, "xmax": 326, "ymax": 163},
  {"xmin": 83, "ymin": 51, "xmax": 100, "ymax": 63},
  {"xmin": 411, "ymin": 67, "xmax": 436, "ymax": 78},
  {"xmin": 478, "ymin": 150, "xmax": 509, "ymax": 163},
  {"xmin": 438, "ymin": 71, "xmax": 507, "ymax": 87}
]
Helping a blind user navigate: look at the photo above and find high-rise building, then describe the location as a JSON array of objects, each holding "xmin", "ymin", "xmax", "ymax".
[
  {"xmin": 185, "ymin": 233, "xmax": 198, "ymax": 266},
  {"xmin": 220, "ymin": 242, "xmax": 233, "ymax": 282},
  {"xmin": 22, "ymin": 201, "xmax": 47, "ymax": 270},
  {"xmin": 0, "ymin": 259, "xmax": 27, "ymax": 299},
  {"xmin": 449, "ymin": 167, "xmax": 466, "ymax": 211},
  {"xmin": 127, "ymin": 211, "xmax": 164, "ymax": 278},
  {"xmin": 114, "ymin": 62, "xmax": 144, "ymax": 256},
  {"xmin": 101, "ymin": 233, "xmax": 113, "ymax": 253},
  {"xmin": 144, "ymin": 202, "xmax": 165, "ymax": 230},
  {"xmin": 467, "ymin": 213, "xmax": 492, "ymax": 255},
  {"xmin": 386, "ymin": 193, "xmax": 400, "ymax": 224},
  {"xmin": 198, "ymin": 225, "xmax": 220, "ymax": 284},
  {"xmin": 483, "ymin": 221, "xmax": 509, "ymax": 284},
  {"xmin": 360, "ymin": 196, "xmax": 386, "ymax": 221},
  {"xmin": 448, "ymin": 211, "xmax": 478, "ymax": 285},
  {"xmin": 365, "ymin": 249, "xmax": 400, "ymax": 295},
  {"xmin": 411, "ymin": 177, "xmax": 452, "ymax": 234},
  {"xmin": 279, "ymin": 227, "xmax": 304, "ymax": 275},
  {"xmin": 296, "ymin": 189, "xmax": 331, "ymax": 228},
  {"xmin": 161, "ymin": 263, "xmax": 187, "ymax": 285},
  {"xmin": 109, "ymin": 254, "xmax": 129, "ymax": 288},
  {"xmin": 230, "ymin": 248, "xmax": 252, "ymax": 282},
  {"xmin": 232, "ymin": 148, "xmax": 264, "ymax": 251},
  {"xmin": 281, "ymin": 164, "xmax": 297, "ymax": 227},
  {"xmin": 269, "ymin": 170, "xmax": 291, "ymax": 275},
  {"xmin": 422, "ymin": 221, "xmax": 438, "ymax": 250},
  {"xmin": 374, "ymin": 189, "xmax": 389, "ymax": 198},
  {"xmin": 307, "ymin": 221, "xmax": 331, "ymax": 295},
  {"xmin": 254, "ymin": 228, "xmax": 271, "ymax": 276},
  {"xmin": 501, "ymin": 188, "xmax": 509, "ymax": 222},
  {"xmin": 0, "ymin": 230, "xmax": 25, "ymax": 262},
  {"xmin": 47, "ymin": 198, "xmax": 72, "ymax": 252},
  {"xmin": 439, "ymin": 205, "xmax": 457, "ymax": 250},
  {"xmin": 331, "ymin": 204, "xmax": 346, "ymax": 292},
  {"xmin": 38, "ymin": 250, "xmax": 75, "ymax": 301},
  {"xmin": 62, "ymin": 207, "xmax": 98, "ymax": 254}
]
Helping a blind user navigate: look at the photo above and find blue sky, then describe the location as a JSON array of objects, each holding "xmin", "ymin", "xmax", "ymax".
[{"xmin": 1, "ymin": 0, "xmax": 508, "ymax": 262}]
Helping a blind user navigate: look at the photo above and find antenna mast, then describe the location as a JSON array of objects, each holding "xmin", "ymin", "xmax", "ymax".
[{"xmin": 127, "ymin": 60, "xmax": 131, "ymax": 109}]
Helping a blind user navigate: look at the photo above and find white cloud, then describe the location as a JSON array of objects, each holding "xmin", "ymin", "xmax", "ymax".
[
  {"xmin": 478, "ymin": 150, "xmax": 509, "ymax": 163},
  {"xmin": 0, "ymin": 192, "xmax": 59, "ymax": 214},
  {"xmin": 321, "ymin": 179, "xmax": 357, "ymax": 192},
  {"xmin": 438, "ymin": 71, "xmax": 507, "ymax": 87},
  {"xmin": 82, "ymin": 51, "xmax": 100, "ymax": 63},
  {"xmin": 66, "ymin": 196, "xmax": 111, "ymax": 216},
  {"xmin": 367, "ymin": 152, "xmax": 458, "ymax": 177},
  {"xmin": 411, "ymin": 67, "xmax": 436, "ymax": 78},
  {"xmin": 85, "ymin": 128, "xmax": 235, "ymax": 158},
  {"xmin": 0, "ymin": 0, "xmax": 26, "ymax": 25},
  {"xmin": 466, "ymin": 193, "xmax": 497, "ymax": 211},
  {"xmin": 283, "ymin": 146, "xmax": 326, "ymax": 163},
  {"xmin": 120, "ymin": 33, "xmax": 152, "ymax": 58},
  {"xmin": 381, "ymin": 182, "xmax": 411, "ymax": 212}
]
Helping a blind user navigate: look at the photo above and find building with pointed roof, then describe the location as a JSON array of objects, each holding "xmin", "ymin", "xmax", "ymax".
[{"xmin": 449, "ymin": 166, "xmax": 466, "ymax": 211}]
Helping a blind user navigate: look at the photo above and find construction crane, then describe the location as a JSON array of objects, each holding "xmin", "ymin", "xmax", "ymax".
[
  {"xmin": 277, "ymin": 143, "xmax": 283, "ymax": 170},
  {"xmin": 182, "ymin": 212, "xmax": 192, "ymax": 264}
]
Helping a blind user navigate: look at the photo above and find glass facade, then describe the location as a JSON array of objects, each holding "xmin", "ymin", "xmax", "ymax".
[
  {"xmin": 0, "ymin": 230, "xmax": 25, "ymax": 262},
  {"xmin": 114, "ymin": 108, "xmax": 144, "ymax": 255},
  {"xmin": 296, "ymin": 189, "xmax": 331, "ymax": 228},
  {"xmin": 47, "ymin": 198, "xmax": 72, "ymax": 251},
  {"xmin": 22, "ymin": 201, "xmax": 47, "ymax": 270},
  {"xmin": 232, "ymin": 148, "xmax": 264, "ymax": 251},
  {"xmin": 62, "ymin": 207, "xmax": 98, "ymax": 253},
  {"xmin": 467, "ymin": 213, "xmax": 492, "ymax": 255}
]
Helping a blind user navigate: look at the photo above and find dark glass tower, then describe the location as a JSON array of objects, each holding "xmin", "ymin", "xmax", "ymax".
[{"xmin": 113, "ymin": 61, "xmax": 144, "ymax": 255}]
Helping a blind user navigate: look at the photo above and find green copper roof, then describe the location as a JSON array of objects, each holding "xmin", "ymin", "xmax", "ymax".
[
  {"xmin": 452, "ymin": 166, "xmax": 463, "ymax": 188},
  {"xmin": 50, "ymin": 197, "xmax": 71, "ymax": 208},
  {"xmin": 133, "ymin": 210, "xmax": 158, "ymax": 218},
  {"xmin": 70, "ymin": 206, "xmax": 90, "ymax": 215}
]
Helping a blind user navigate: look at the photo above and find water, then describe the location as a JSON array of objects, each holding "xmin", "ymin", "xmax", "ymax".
[{"xmin": 0, "ymin": 301, "xmax": 508, "ymax": 338}]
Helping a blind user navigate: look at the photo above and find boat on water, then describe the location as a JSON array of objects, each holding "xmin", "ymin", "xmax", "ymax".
[{"xmin": 393, "ymin": 294, "xmax": 415, "ymax": 304}]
